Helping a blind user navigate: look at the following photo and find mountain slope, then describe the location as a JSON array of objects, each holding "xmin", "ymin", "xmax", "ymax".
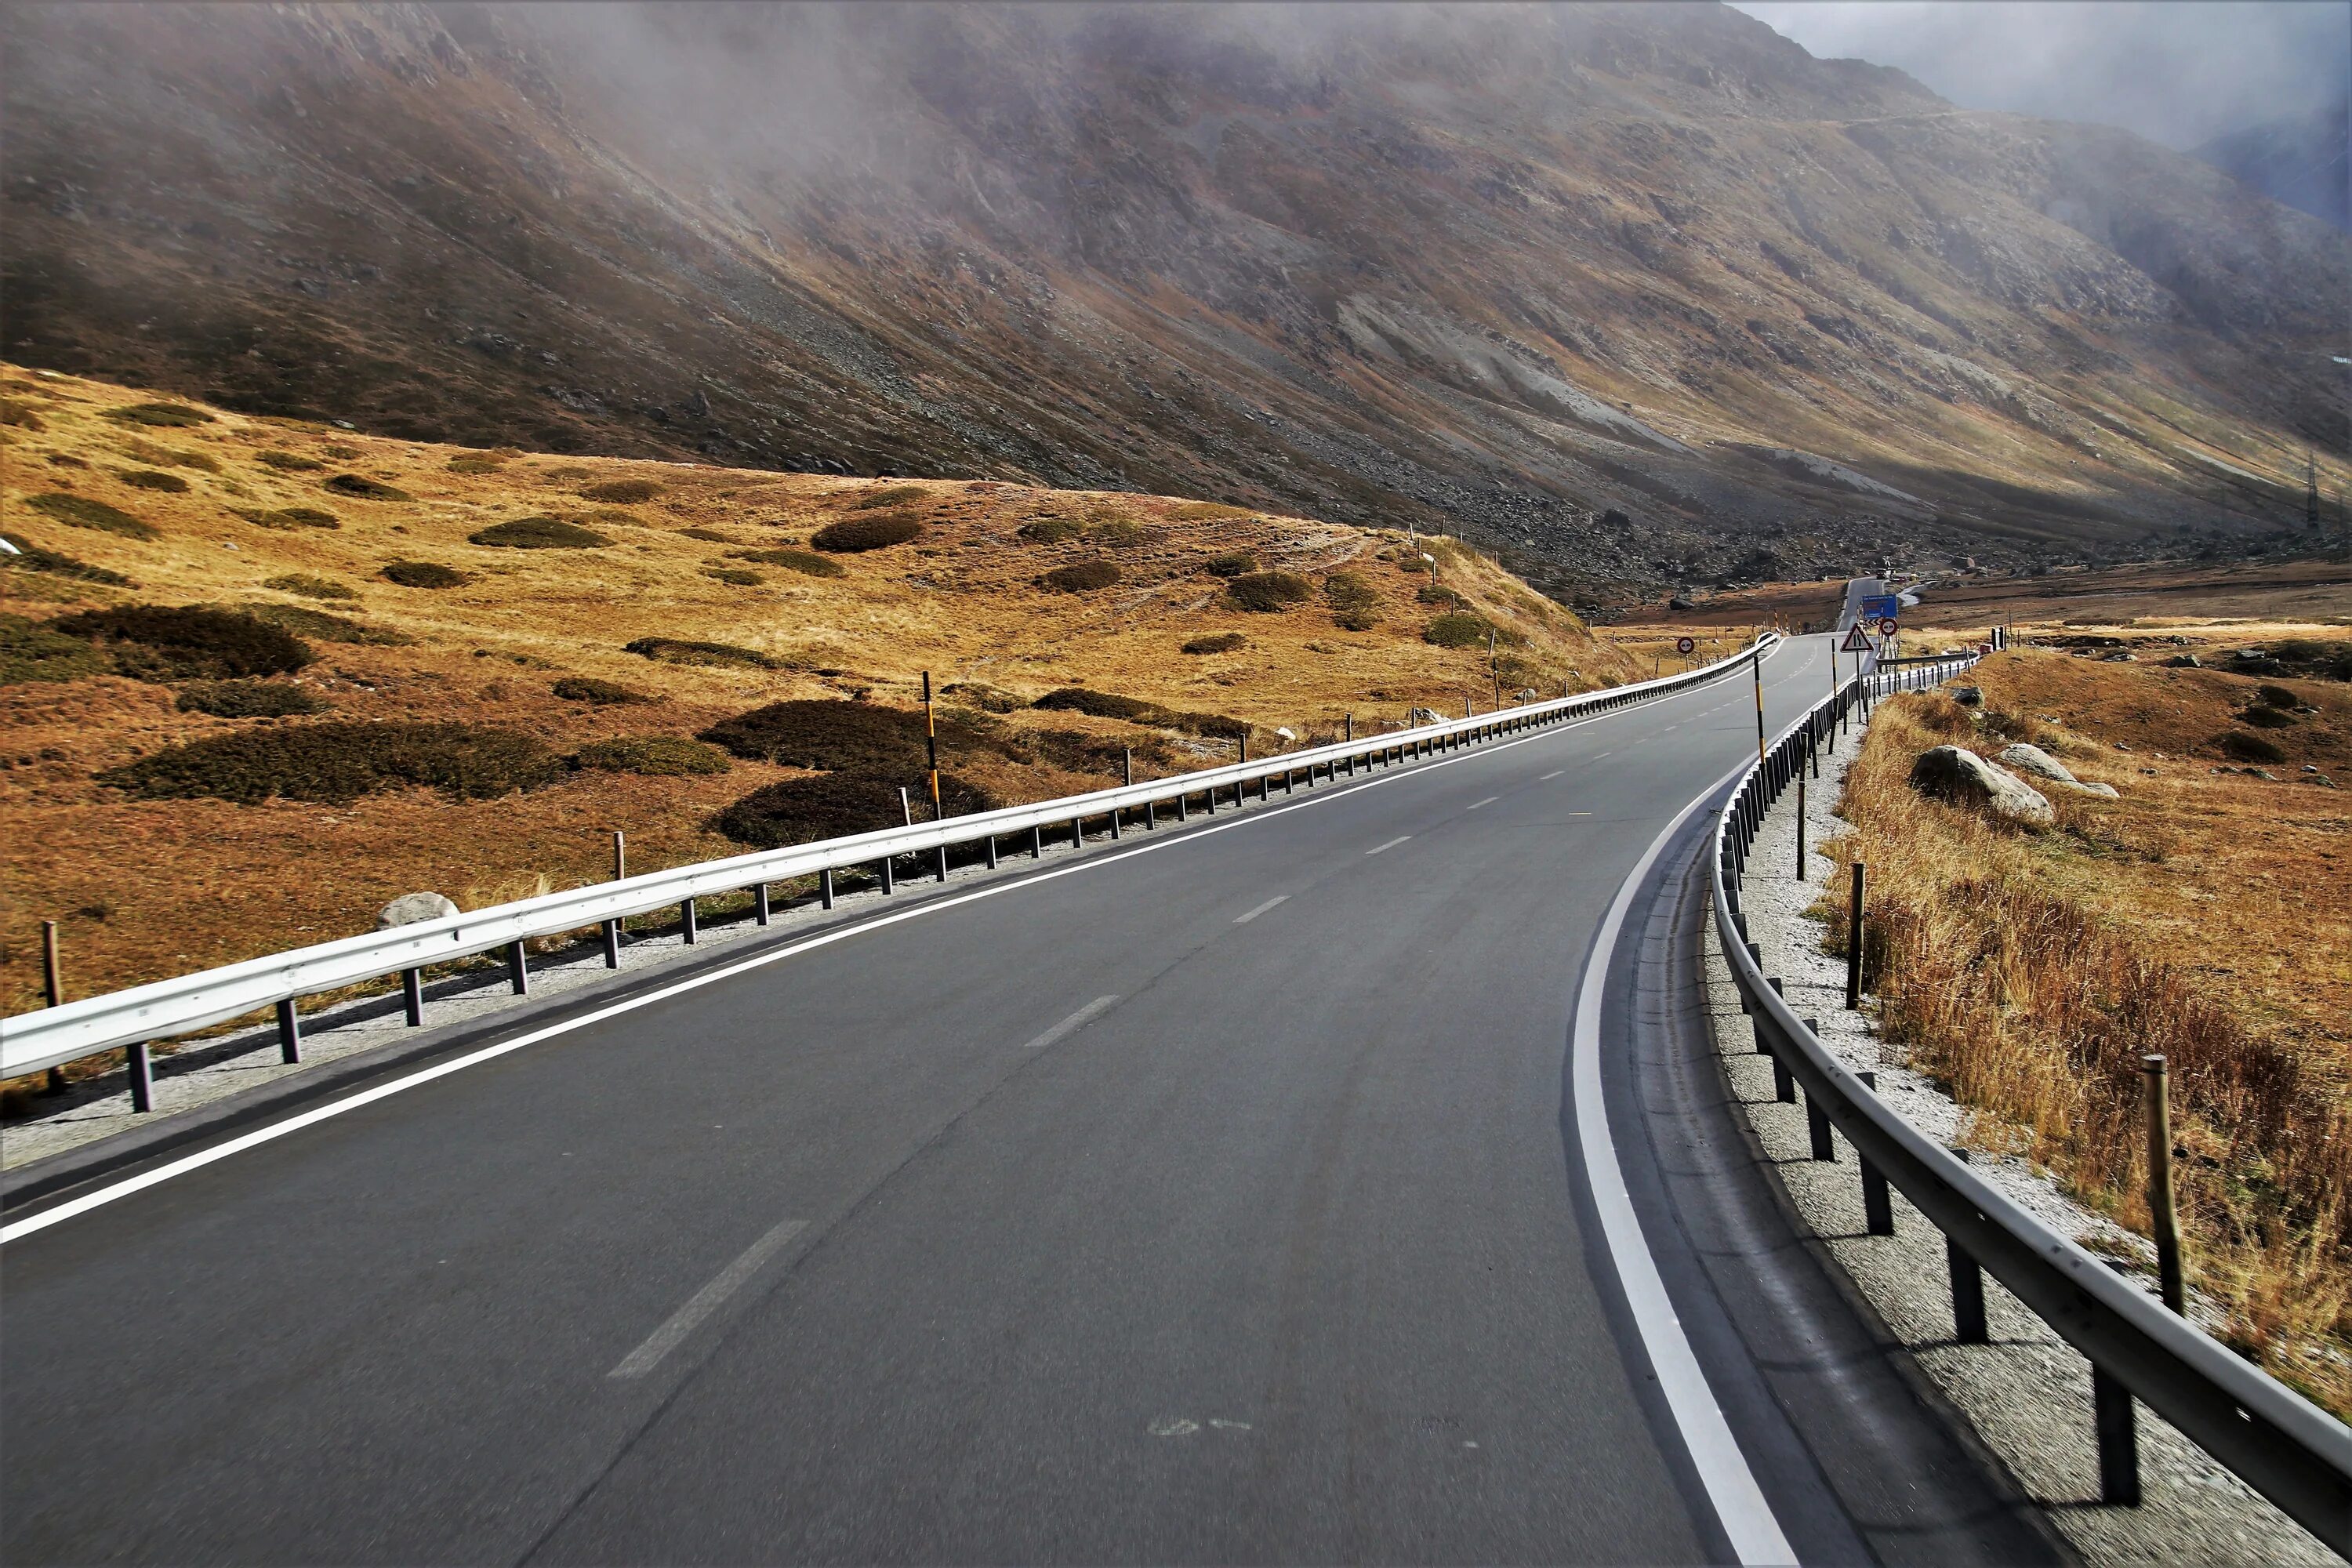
[
  {"xmin": 2193, "ymin": 100, "xmax": 2351, "ymax": 234},
  {"xmin": 3, "ymin": 2, "xmax": 2345, "ymax": 598}
]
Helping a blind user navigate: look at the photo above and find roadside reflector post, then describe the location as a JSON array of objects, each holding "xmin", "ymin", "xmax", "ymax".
[
  {"xmin": 1857, "ymin": 1072, "xmax": 1894, "ymax": 1234},
  {"xmin": 1846, "ymin": 863, "xmax": 1867, "ymax": 1010},
  {"xmin": 40, "ymin": 920, "xmax": 67, "ymax": 1093},
  {"xmin": 2143, "ymin": 1056, "xmax": 2186, "ymax": 1314}
]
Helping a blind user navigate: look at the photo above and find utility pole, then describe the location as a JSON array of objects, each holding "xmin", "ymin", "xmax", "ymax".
[
  {"xmin": 922, "ymin": 672, "xmax": 942, "ymax": 820},
  {"xmin": 1752, "ymin": 648, "xmax": 1767, "ymax": 768}
]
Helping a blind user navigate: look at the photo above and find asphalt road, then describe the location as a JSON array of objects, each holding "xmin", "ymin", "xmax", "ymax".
[{"xmin": 2, "ymin": 635, "xmax": 1978, "ymax": 1565}]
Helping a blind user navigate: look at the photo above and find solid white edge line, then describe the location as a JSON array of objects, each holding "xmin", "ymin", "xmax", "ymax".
[
  {"xmin": 1018, "ymin": 996, "xmax": 1120, "ymax": 1051},
  {"xmin": 607, "ymin": 1216, "xmax": 809, "ymax": 1378},
  {"xmin": 2, "ymin": 644, "xmax": 1790, "ymax": 1246},
  {"xmin": 1570, "ymin": 755, "xmax": 1798, "ymax": 1566},
  {"xmin": 1231, "ymin": 895, "xmax": 1290, "ymax": 925}
]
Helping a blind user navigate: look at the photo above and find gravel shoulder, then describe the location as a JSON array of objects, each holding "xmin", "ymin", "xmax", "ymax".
[{"xmin": 1710, "ymin": 695, "xmax": 2336, "ymax": 1565}]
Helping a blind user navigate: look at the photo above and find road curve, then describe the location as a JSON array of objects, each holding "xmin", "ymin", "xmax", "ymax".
[{"xmin": 2, "ymin": 637, "xmax": 2007, "ymax": 1564}]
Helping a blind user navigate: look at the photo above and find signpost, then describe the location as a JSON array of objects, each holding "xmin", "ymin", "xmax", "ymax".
[{"xmin": 1675, "ymin": 636, "xmax": 1695, "ymax": 655}]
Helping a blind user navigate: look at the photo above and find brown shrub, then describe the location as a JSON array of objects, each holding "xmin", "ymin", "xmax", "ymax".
[
  {"xmin": 1043, "ymin": 560, "xmax": 1121, "ymax": 593},
  {"xmin": 811, "ymin": 511, "xmax": 923, "ymax": 552}
]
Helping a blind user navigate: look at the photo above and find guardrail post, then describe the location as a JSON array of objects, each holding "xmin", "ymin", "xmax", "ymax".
[
  {"xmin": 985, "ymin": 835, "xmax": 1000, "ymax": 869},
  {"xmin": 680, "ymin": 898, "xmax": 699, "ymax": 943},
  {"xmin": 880, "ymin": 855, "xmax": 895, "ymax": 895},
  {"xmin": 1177, "ymin": 790, "xmax": 1189, "ymax": 821},
  {"xmin": 40, "ymin": 920, "xmax": 68, "ymax": 1094},
  {"xmin": 506, "ymin": 939, "xmax": 529, "ymax": 994},
  {"xmin": 1858, "ymin": 1072, "xmax": 1894, "ymax": 1234},
  {"xmin": 276, "ymin": 997, "xmax": 302, "ymax": 1063},
  {"xmin": 1796, "ymin": 772, "xmax": 1806, "ymax": 879},
  {"xmin": 754, "ymin": 884, "xmax": 771, "ymax": 926},
  {"xmin": 127, "ymin": 1041, "xmax": 154, "ymax": 1112},
  {"xmin": 2094, "ymin": 1366, "xmax": 2141, "ymax": 1505},
  {"xmin": 1070, "ymin": 815, "xmax": 1083, "ymax": 848},
  {"xmin": 1029, "ymin": 824, "xmax": 1044, "ymax": 857},
  {"xmin": 1802, "ymin": 1018, "xmax": 1835, "ymax": 1160},
  {"xmin": 604, "ymin": 830, "xmax": 626, "ymax": 972},
  {"xmin": 403, "ymin": 966, "xmax": 425, "ymax": 1025},
  {"xmin": 935, "ymin": 842, "xmax": 950, "ymax": 881},
  {"xmin": 1947, "ymin": 1225, "xmax": 1987, "ymax": 1343},
  {"xmin": 821, "ymin": 866, "xmax": 837, "ymax": 908},
  {"xmin": 1846, "ymin": 863, "xmax": 1866, "ymax": 1009}
]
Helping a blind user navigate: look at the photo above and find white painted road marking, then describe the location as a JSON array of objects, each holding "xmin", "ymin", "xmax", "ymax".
[
  {"xmin": 1466, "ymin": 797, "xmax": 1499, "ymax": 811},
  {"xmin": 1570, "ymin": 759, "xmax": 1794, "ymax": 1564},
  {"xmin": 0, "ymin": 643, "xmax": 1788, "ymax": 1243},
  {"xmin": 1364, "ymin": 837, "xmax": 1412, "ymax": 856},
  {"xmin": 608, "ymin": 1217, "xmax": 809, "ymax": 1379},
  {"xmin": 1232, "ymin": 895, "xmax": 1290, "ymax": 924},
  {"xmin": 1540, "ymin": 771, "xmax": 1565, "ymax": 781},
  {"xmin": 1592, "ymin": 751, "xmax": 1613, "ymax": 760},
  {"xmin": 1018, "ymin": 996, "xmax": 1120, "ymax": 1051}
]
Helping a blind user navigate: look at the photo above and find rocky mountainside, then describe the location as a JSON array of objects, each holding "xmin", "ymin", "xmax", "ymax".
[
  {"xmin": 2193, "ymin": 100, "xmax": 2350, "ymax": 235},
  {"xmin": 5, "ymin": 2, "xmax": 2345, "ymax": 602}
]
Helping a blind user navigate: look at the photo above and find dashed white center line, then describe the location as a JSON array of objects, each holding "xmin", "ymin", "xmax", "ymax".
[
  {"xmin": 1018, "ymin": 995, "xmax": 1120, "ymax": 1051},
  {"xmin": 608, "ymin": 1216, "xmax": 809, "ymax": 1379},
  {"xmin": 1540, "ymin": 770, "xmax": 1565, "ymax": 781},
  {"xmin": 1363, "ymin": 836, "xmax": 1412, "ymax": 856},
  {"xmin": 1466, "ymin": 797, "xmax": 1499, "ymax": 811},
  {"xmin": 1233, "ymin": 895, "xmax": 1290, "ymax": 924},
  {"xmin": 1592, "ymin": 750, "xmax": 1613, "ymax": 760}
]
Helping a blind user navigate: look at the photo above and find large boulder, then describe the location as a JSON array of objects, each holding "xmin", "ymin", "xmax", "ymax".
[
  {"xmin": 1909, "ymin": 746, "xmax": 2054, "ymax": 827},
  {"xmin": 1949, "ymin": 685, "xmax": 1983, "ymax": 706},
  {"xmin": 1995, "ymin": 742, "xmax": 2075, "ymax": 783},
  {"xmin": 376, "ymin": 891, "xmax": 460, "ymax": 930}
]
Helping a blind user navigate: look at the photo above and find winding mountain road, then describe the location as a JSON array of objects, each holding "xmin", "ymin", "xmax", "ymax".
[{"xmin": 2, "ymin": 630, "xmax": 2051, "ymax": 1566}]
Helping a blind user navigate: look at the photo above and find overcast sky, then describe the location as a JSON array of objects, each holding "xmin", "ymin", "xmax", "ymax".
[{"xmin": 1730, "ymin": 1, "xmax": 2350, "ymax": 148}]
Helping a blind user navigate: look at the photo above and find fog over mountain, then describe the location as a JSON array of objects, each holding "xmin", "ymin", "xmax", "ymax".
[{"xmin": 5, "ymin": 2, "xmax": 2345, "ymax": 601}]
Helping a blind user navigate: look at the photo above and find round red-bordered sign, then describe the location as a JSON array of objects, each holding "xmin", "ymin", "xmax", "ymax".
[
  {"xmin": 1878, "ymin": 617, "xmax": 1900, "ymax": 636},
  {"xmin": 1675, "ymin": 636, "xmax": 1695, "ymax": 655}
]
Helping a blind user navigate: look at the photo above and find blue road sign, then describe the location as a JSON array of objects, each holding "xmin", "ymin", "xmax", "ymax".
[{"xmin": 1859, "ymin": 594, "xmax": 1900, "ymax": 621}]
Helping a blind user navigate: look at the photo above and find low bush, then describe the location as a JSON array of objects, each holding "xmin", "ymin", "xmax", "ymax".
[
  {"xmin": 1043, "ymin": 560, "xmax": 1122, "ymax": 593},
  {"xmin": 103, "ymin": 402, "xmax": 212, "ymax": 428},
  {"xmin": 1018, "ymin": 517, "xmax": 1087, "ymax": 544},
  {"xmin": 2238, "ymin": 705, "xmax": 2297, "ymax": 730},
  {"xmin": 239, "ymin": 602, "xmax": 409, "ymax": 646},
  {"xmin": 381, "ymin": 560, "xmax": 470, "ymax": 589},
  {"xmin": 2217, "ymin": 731, "xmax": 2287, "ymax": 764},
  {"xmin": 447, "ymin": 453, "xmax": 504, "ymax": 474},
  {"xmin": 1087, "ymin": 517, "xmax": 1148, "ymax": 546},
  {"xmin": 1031, "ymin": 686, "xmax": 1247, "ymax": 739},
  {"xmin": 712, "ymin": 771, "xmax": 997, "ymax": 848},
  {"xmin": 1417, "ymin": 584, "xmax": 1463, "ymax": 607},
  {"xmin": 256, "ymin": 451, "xmax": 325, "ymax": 472},
  {"xmin": 0, "ymin": 397, "xmax": 45, "ymax": 430},
  {"xmin": 176, "ymin": 681, "xmax": 326, "ymax": 718},
  {"xmin": 325, "ymin": 474, "xmax": 413, "ymax": 502},
  {"xmin": 100, "ymin": 720, "xmax": 560, "ymax": 805},
  {"xmin": 264, "ymin": 573, "xmax": 358, "ymax": 601},
  {"xmin": 702, "ymin": 699, "xmax": 948, "ymax": 771},
  {"xmin": 1171, "ymin": 502, "xmax": 1253, "ymax": 521},
  {"xmin": 1183, "ymin": 632, "xmax": 1247, "ymax": 655},
  {"xmin": 470, "ymin": 517, "xmax": 610, "ymax": 549},
  {"xmin": 2252, "ymin": 684, "xmax": 2303, "ymax": 710},
  {"xmin": 571, "ymin": 735, "xmax": 731, "ymax": 775},
  {"xmin": 1, "ymin": 533, "xmax": 132, "ymax": 586},
  {"xmin": 811, "ymin": 511, "xmax": 923, "ymax": 552},
  {"xmin": 552, "ymin": 676, "xmax": 644, "ymax": 704},
  {"xmin": 123, "ymin": 443, "xmax": 217, "ymax": 472},
  {"xmin": 1424, "ymin": 612, "xmax": 1490, "ymax": 648},
  {"xmin": 243, "ymin": 506, "xmax": 339, "ymax": 531},
  {"xmin": 1325, "ymin": 572, "xmax": 1379, "ymax": 630},
  {"xmin": 1203, "ymin": 551, "xmax": 1256, "ymax": 578},
  {"xmin": 1, "ymin": 614, "xmax": 112, "ymax": 684},
  {"xmin": 24, "ymin": 493, "xmax": 157, "ymax": 540},
  {"xmin": 625, "ymin": 636, "xmax": 782, "ymax": 670},
  {"xmin": 852, "ymin": 485, "xmax": 927, "ymax": 510},
  {"xmin": 117, "ymin": 469, "xmax": 190, "ymax": 493},
  {"xmin": 731, "ymin": 547, "xmax": 844, "ymax": 578},
  {"xmin": 702, "ymin": 565, "xmax": 762, "ymax": 586},
  {"xmin": 49, "ymin": 604, "xmax": 314, "ymax": 678},
  {"xmin": 1225, "ymin": 571, "xmax": 1312, "ymax": 612},
  {"xmin": 583, "ymin": 477, "xmax": 662, "ymax": 504}
]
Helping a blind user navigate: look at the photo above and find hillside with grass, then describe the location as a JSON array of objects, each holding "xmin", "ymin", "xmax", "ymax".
[
  {"xmin": 2, "ymin": 366, "xmax": 1635, "ymax": 1016},
  {"xmin": 1818, "ymin": 648, "xmax": 2350, "ymax": 1414}
]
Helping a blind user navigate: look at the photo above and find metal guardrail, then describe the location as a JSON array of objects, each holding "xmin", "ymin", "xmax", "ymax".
[
  {"xmin": 1711, "ymin": 656, "xmax": 2352, "ymax": 1553},
  {"xmin": 3, "ymin": 634, "xmax": 1784, "ymax": 1087}
]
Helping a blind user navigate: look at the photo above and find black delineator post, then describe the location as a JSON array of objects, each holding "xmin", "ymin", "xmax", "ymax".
[
  {"xmin": 821, "ymin": 866, "xmax": 836, "ymax": 908},
  {"xmin": 506, "ymin": 939, "xmax": 529, "ymax": 994},
  {"xmin": 2143, "ymin": 1056, "xmax": 2186, "ymax": 1315},
  {"xmin": 403, "ymin": 966, "xmax": 425, "ymax": 1027},
  {"xmin": 276, "ymin": 997, "xmax": 302, "ymax": 1064},
  {"xmin": 1796, "ymin": 773, "xmax": 1806, "ymax": 880},
  {"xmin": 680, "ymin": 898, "xmax": 698, "ymax": 943},
  {"xmin": 40, "ymin": 920, "xmax": 67, "ymax": 1094},
  {"xmin": 1846, "ymin": 863, "xmax": 1866, "ymax": 1010},
  {"xmin": 753, "ymin": 884, "xmax": 771, "ymax": 926},
  {"xmin": 126, "ymin": 1041, "xmax": 154, "ymax": 1113}
]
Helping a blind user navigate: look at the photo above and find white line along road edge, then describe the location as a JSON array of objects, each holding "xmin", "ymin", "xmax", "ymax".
[
  {"xmin": 1, "ymin": 642, "xmax": 1789, "ymax": 1246},
  {"xmin": 1570, "ymin": 757, "xmax": 1797, "ymax": 1566}
]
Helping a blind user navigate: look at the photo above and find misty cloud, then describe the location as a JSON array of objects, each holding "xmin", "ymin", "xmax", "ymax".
[{"xmin": 1731, "ymin": 1, "xmax": 2350, "ymax": 148}]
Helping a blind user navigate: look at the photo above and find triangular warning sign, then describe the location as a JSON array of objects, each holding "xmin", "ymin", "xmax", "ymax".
[{"xmin": 1841, "ymin": 623, "xmax": 1874, "ymax": 652}]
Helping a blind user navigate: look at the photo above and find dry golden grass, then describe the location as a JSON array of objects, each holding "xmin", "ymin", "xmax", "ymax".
[
  {"xmin": 1818, "ymin": 651, "xmax": 2350, "ymax": 1414},
  {"xmin": 2, "ymin": 366, "xmax": 1635, "ymax": 1025}
]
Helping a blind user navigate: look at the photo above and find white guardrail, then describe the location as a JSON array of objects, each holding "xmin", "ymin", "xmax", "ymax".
[{"xmin": 2, "ymin": 634, "xmax": 1784, "ymax": 1082}]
